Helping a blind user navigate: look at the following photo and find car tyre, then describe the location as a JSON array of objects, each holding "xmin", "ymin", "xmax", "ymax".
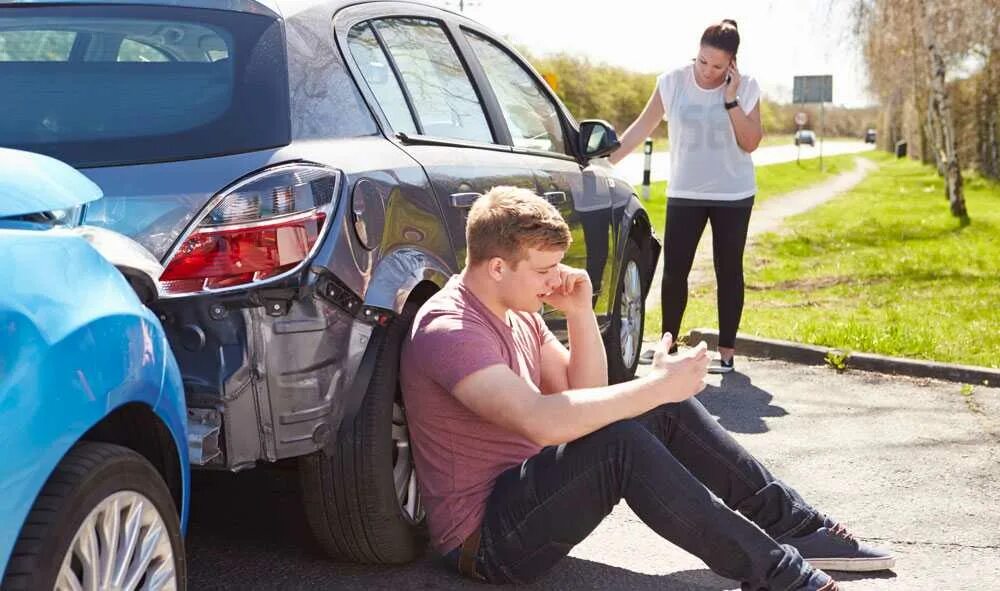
[
  {"xmin": 0, "ymin": 442, "xmax": 185, "ymax": 591},
  {"xmin": 299, "ymin": 301, "xmax": 427, "ymax": 565},
  {"xmin": 606, "ymin": 239, "xmax": 646, "ymax": 384}
]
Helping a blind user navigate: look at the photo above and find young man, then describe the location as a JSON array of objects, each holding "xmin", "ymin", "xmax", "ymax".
[{"xmin": 399, "ymin": 187, "xmax": 893, "ymax": 590}]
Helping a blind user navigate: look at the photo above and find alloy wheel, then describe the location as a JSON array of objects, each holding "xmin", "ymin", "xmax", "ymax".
[
  {"xmin": 391, "ymin": 400, "xmax": 425, "ymax": 525},
  {"xmin": 56, "ymin": 491, "xmax": 177, "ymax": 591},
  {"xmin": 618, "ymin": 260, "xmax": 643, "ymax": 370}
]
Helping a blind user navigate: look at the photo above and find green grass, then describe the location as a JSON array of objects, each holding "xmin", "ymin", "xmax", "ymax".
[
  {"xmin": 666, "ymin": 152, "xmax": 1000, "ymax": 368},
  {"xmin": 639, "ymin": 153, "xmax": 862, "ymax": 239}
]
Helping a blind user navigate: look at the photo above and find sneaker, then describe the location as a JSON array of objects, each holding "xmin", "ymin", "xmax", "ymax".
[
  {"xmin": 707, "ymin": 356, "xmax": 735, "ymax": 374},
  {"xmin": 793, "ymin": 518, "xmax": 895, "ymax": 572},
  {"xmin": 805, "ymin": 569, "xmax": 840, "ymax": 591},
  {"xmin": 796, "ymin": 567, "xmax": 839, "ymax": 591},
  {"xmin": 638, "ymin": 349, "xmax": 655, "ymax": 365}
]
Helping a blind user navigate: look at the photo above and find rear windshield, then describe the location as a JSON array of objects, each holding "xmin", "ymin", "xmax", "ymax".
[{"xmin": 0, "ymin": 5, "xmax": 290, "ymax": 168}]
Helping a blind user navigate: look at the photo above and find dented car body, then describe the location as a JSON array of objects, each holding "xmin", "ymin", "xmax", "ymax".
[{"xmin": 1, "ymin": 0, "xmax": 660, "ymax": 563}]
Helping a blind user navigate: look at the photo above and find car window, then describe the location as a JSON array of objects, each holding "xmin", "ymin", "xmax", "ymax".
[
  {"xmin": 0, "ymin": 30, "xmax": 75, "ymax": 61},
  {"xmin": 373, "ymin": 18, "xmax": 492, "ymax": 143},
  {"xmin": 347, "ymin": 22, "xmax": 418, "ymax": 135},
  {"xmin": 0, "ymin": 5, "xmax": 291, "ymax": 168},
  {"xmin": 117, "ymin": 38, "xmax": 170, "ymax": 62},
  {"xmin": 464, "ymin": 31, "xmax": 566, "ymax": 154}
]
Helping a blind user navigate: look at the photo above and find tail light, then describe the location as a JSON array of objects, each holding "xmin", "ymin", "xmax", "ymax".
[{"xmin": 160, "ymin": 163, "xmax": 339, "ymax": 296}]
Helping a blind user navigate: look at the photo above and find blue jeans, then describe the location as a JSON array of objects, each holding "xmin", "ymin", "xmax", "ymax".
[{"xmin": 447, "ymin": 398, "xmax": 826, "ymax": 590}]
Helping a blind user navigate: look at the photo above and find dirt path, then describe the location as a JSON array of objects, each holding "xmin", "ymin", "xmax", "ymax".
[{"xmin": 644, "ymin": 156, "xmax": 878, "ymax": 318}]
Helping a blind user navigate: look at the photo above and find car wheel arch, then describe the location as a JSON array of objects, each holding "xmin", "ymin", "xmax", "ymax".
[
  {"xmin": 80, "ymin": 402, "xmax": 186, "ymax": 517},
  {"xmin": 618, "ymin": 203, "xmax": 659, "ymax": 296},
  {"xmin": 362, "ymin": 247, "xmax": 451, "ymax": 315}
]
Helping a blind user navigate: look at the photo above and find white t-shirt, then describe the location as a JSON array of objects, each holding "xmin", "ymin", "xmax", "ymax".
[{"xmin": 658, "ymin": 64, "xmax": 761, "ymax": 200}]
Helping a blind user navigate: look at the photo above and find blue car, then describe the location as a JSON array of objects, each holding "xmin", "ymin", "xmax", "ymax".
[{"xmin": 0, "ymin": 149, "xmax": 189, "ymax": 590}]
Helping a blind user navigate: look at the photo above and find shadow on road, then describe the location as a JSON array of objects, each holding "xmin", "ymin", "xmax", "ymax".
[
  {"xmin": 185, "ymin": 448, "xmax": 897, "ymax": 590},
  {"xmin": 185, "ymin": 467, "xmax": 738, "ymax": 590},
  {"xmin": 696, "ymin": 371, "xmax": 788, "ymax": 434},
  {"xmin": 834, "ymin": 570, "xmax": 899, "ymax": 584},
  {"xmin": 533, "ymin": 561, "xmax": 734, "ymax": 590}
]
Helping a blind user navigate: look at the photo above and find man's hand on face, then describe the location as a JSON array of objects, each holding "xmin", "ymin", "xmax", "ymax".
[
  {"xmin": 649, "ymin": 333, "xmax": 709, "ymax": 402},
  {"xmin": 541, "ymin": 265, "xmax": 593, "ymax": 315}
]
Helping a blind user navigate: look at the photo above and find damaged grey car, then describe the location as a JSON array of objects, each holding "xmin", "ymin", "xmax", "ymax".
[{"xmin": 0, "ymin": 0, "xmax": 660, "ymax": 564}]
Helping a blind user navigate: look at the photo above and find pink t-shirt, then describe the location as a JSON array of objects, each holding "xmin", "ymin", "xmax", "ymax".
[{"xmin": 400, "ymin": 275, "xmax": 556, "ymax": 552}]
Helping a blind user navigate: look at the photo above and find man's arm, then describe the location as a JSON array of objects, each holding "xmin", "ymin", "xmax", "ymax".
[
  {"xmin": 539, "ymin": 266, "xmax": 607, "ymax": 392},
  {"xmin": 455, "ymin": 336, "xmax": 708, "ymax": 447}
]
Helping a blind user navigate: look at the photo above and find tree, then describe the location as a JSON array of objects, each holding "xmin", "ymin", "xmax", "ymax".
[
  {"xmin": 920, "ymin": 0, "xmax": 967, "ymax": 218},
  {"xmin": 522, "ymin": 50, "xmax": 876, "ymax": 143},
  {"xmin": 851, "ymin": 0, "xmax": 999, "ymax": 221}
]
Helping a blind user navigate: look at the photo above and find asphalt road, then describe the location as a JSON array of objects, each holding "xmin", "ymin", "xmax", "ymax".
[
  {"xmin": 614, "ymin": 141, "xmax": 876, "ymax": 185},
  {"xmin": 186, "ymin": 359, "xmax": 1000, "ymax": 590}
]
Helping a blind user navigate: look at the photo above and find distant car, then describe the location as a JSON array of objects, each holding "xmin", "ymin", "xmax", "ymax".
[
  {"xmin": 794, "ymin": 129, "xmax": 816, "ymax": 147},
  {"xmin": 865, "ymin": 128, "xmax": 877, "ymax": 144},
  {"xmin": 0, "ymin": 149, "xmax": 189, "ymax": 589},
  {"xmin": 0, "ymin": 0, "xmax": 660, "ymax": 564}
]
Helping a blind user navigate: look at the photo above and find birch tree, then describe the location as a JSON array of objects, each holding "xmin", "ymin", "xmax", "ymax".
[{"xmin": 920, "ymin": 0, "xmax": 967, "ymax": 218}]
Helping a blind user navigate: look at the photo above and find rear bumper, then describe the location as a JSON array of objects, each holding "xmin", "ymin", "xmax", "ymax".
[{"xmin": 156, "ymin": 273, "xmax": 380, "ymax": 471}]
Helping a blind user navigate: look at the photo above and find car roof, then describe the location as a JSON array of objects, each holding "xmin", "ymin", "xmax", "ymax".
[
  {"xmin": 0, "ymin": 0, "xmax": 460, "ymax": 19},
  {"xmin": 1, "ymin": 0, "xmax": 279, "ymax": 16}
]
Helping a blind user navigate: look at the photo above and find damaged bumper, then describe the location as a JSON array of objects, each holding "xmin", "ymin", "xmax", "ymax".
[{"xmin": 156, "ymin": 274, "xmax": 387, "ymax": 471}]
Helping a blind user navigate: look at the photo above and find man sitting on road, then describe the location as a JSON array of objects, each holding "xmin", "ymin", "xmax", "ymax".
[{"xmin": 399, "ymin": 186, "xmax": 894, "ymax": 590}]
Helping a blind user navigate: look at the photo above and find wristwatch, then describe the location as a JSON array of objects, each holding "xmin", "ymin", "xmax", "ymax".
[{"xmin": 724, "ymin": 97, "xmax": 740, "ymax": 110}]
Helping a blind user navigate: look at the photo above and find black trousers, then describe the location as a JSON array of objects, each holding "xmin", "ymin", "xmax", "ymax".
[{"xmin": 661, "ymin": 198, "xmax": 754, "ymax": 349}]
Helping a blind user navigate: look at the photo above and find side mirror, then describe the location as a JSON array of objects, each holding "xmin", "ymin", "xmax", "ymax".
[{"xmin": 578, "ymin": 119, "xmax": 621, "ymax": 160}]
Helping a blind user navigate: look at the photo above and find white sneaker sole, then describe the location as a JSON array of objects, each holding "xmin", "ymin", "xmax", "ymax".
[
  {"xmin": 806, "ymin": 556, "xmax": 896, "ymax": 572},
  {"xmin": 707, "ymin": 365, "xmax": 734, "ymax": 374}
]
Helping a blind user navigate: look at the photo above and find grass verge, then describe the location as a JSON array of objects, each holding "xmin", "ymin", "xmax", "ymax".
[
  {"xmin": 639, "ymin": 153, "xmax": 862, "ymax": 240},
  {"xmin": 667, "ymin": 152, "xmax": 1000, "ymax": 368}
]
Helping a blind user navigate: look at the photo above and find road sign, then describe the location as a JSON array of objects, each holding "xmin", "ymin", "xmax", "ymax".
[
  {"xmin": 794, "ymin": 112, "xmax": 808, "ymax": 126},
  {"xmin": 793, "ymin": 75, "xmax": 832, "ymax": 103}
]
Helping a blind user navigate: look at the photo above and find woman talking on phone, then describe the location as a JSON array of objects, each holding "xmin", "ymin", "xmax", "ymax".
[{"xmin": 610, "ymin": 19, "xmax": 763, "ymax": 373}]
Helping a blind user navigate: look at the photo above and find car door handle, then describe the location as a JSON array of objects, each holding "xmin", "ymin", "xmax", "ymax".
[
  {"xmin": 450, "ymin": 192, "xmax": 482, "ymax": 209},
  {"xmin": 543, "ymin": 191, "xmax": 567, "ymax": 205}
]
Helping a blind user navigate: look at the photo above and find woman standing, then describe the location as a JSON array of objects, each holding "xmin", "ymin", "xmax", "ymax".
[{"xmin": 610, "ymin": 19, "xmax": 763, "ymax": 373}]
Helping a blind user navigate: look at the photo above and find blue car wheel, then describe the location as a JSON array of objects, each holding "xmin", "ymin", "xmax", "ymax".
[{"xmin": 1, "ymin": 442, "xmax": 185, "ymax": 591}]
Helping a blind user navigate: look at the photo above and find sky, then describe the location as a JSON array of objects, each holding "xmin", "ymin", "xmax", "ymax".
[{"xmin": 426, "ymin": 0, "xmax": 874, "ymax": 108}]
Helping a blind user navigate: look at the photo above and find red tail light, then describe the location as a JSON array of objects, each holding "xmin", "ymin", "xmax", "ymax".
[{"xmin": 160, "ymin": 164, "xmax": 339, "ymax": 296}]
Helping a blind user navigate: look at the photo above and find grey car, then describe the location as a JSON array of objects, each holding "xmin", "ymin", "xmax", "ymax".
[
  {"xmin": 794, "ymin": 129, "xmax": 816, "ymax": 146},
  {"xmin": 1, "ymin": 0, "xmax": 660, "ymax": 564}
]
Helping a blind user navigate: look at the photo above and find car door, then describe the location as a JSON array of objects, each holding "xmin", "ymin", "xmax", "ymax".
[
  {"xmin": 458, "ymin": 27, "xmax": 616, "ymax": 323},
  {"xmin": 341, "ymin": 13, "xmax": 539, "ymax": 266}
]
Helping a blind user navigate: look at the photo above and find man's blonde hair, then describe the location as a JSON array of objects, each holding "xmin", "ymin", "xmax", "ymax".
[{"xmin": 466, "ymin": 186, "xmax": 572, "ymax": 266}]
